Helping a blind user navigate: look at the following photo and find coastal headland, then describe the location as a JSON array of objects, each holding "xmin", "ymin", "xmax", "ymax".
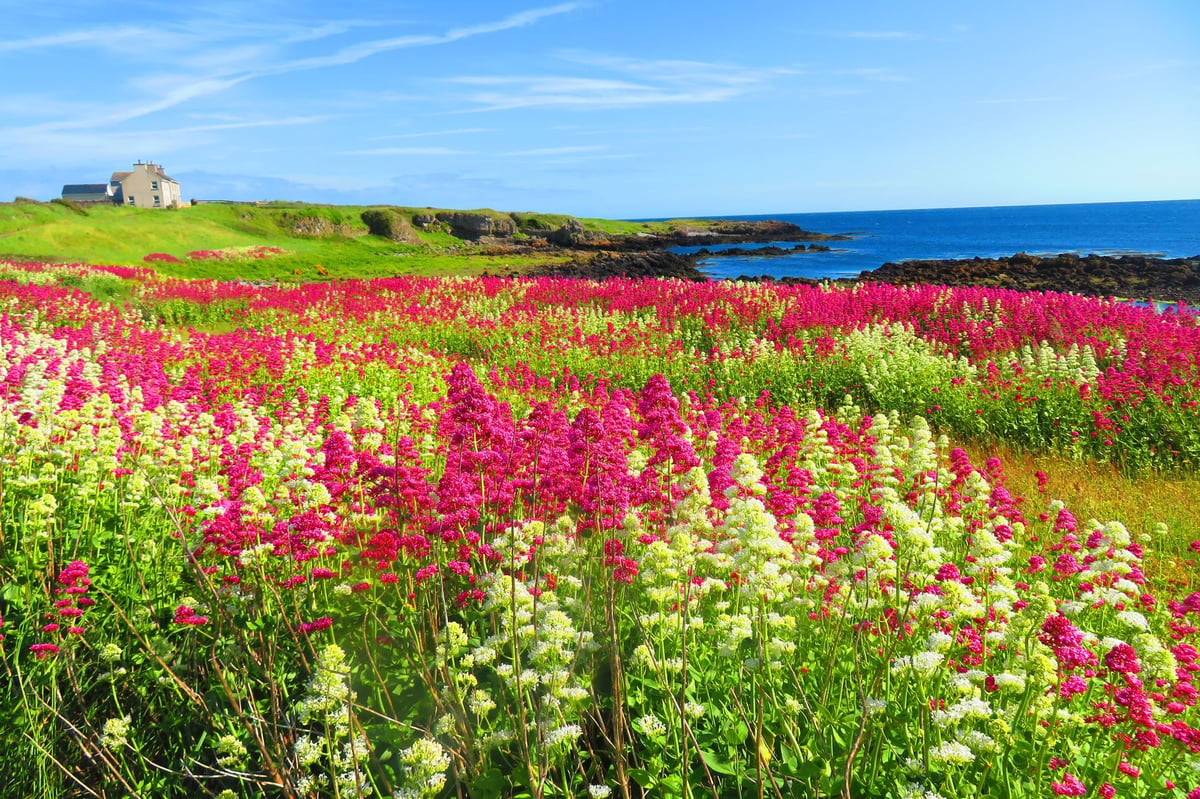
[{"xmin": 3, "ymin": 199, "xmax": 1197, "ymax": 303}]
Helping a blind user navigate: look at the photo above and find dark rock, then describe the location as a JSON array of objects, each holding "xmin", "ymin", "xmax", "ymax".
[
  {"xmin": 547, "ymin": 218, "xmax": 593, "ymax": 247},
  {"xmin": 692, "ymin": 244, "xmax": 816, "ymax": 259},
  {"xmin": 361, "ymin": 208, "xmax": 420, "ymax": 243},
  {"xmin": 540, "ymin": 250, "xmax": 706, "ymax": 281},
  {"xmin": 860, "ymin": 253, "xmax": 1200, "ymax": 304},
  {"xmin": 435, "ymin": 212, "xmax": 517, "ymax": 240}
]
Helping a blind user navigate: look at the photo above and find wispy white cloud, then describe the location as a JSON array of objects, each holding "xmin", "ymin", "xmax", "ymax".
[
  {"xmin": 0, "ymin": 17, "xmax": 409, "ymax": 56},
  {"xmin": 448, "ymin": 51, "xmax": 798, "ymax": 112},
  {"xmin": 3, "ymin": 4, "xmax": 586, "ymax": 134},
  {"xmin": 255, "ymin": 3, "xmax": 585, "ymax": 76},
  {"xmin": 343, "ymin": 146, "xmax": 469, "ymax": 156},
  {"xmin": 569, "ymin": 125, "xmax": 712, "ymax": 136},
  {"xmin": 160, "ymin": 115, "xmax": 333, "ymax": 134},
  {"xmin": 975, "ymin": 96, "xmax": 1060, "ymax": 105},
  {"xmin": 0, "ymin": 25, "xmax": 153, "ymax": 53},
  {"xmin": 845, "ymin": 31, "xmax": 919, "ymax": 40},
  {"xmin": 0, "ymin": 114, "xmax": 330, "ymax": 165},
  {"xmin": 370, "ymin": 127, "xmax": 495, "ymax": 140},
  {"xmin": 456, "ymin": 82, "xmax": 744, "ymax": 111},
  {"xmin": 833, "ymin": 67, "xmax": 909, "ymax": 83},
  {"xmin": 504, "ymin": 145, "xmax": 607, "ymax": 156}
]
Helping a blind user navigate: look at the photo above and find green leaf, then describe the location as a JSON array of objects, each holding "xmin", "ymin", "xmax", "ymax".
[
  {"xmin": 471, "ymin": 767, "xmax": 508, "ymax": 798},
  {"xmin": 700, "ymin": 748, "xmax": 738, "ymax": 775},
  {"xmin": 629, "ymin": 767, "xmax": 658, "ymax": 789}
]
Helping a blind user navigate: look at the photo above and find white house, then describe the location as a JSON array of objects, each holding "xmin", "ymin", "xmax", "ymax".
[
  {"xmin": 110, "ymin": 161, "xmax": 183, "ymax": 208},
  {"xmin": 61, "ymin": 161, "xmax": 183, "ymax": 208}
]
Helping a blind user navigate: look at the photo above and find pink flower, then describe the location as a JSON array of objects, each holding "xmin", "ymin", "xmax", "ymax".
[
  {"xmin": 1040, "ymin": 613, "xmax": 1093, "ymax": 670},
  {"xmin": 1104, "ymin": 643, "xmax": 1141, "ymax": 675},
  {"xmin": 173, "ymin": 606, "xmax": 209, "ymax": 626},
  {"xmin": 1059, "ymin": 675, "xmax": 1089, "ymax": 698},
  {"xmin": 1098, "ymin": 783, "xmax": 1115, "ymax": 799},
  {"xmin": 1054, "ymin": 508, "xmax": 1078, "ymax": 533},
  {"xmin": 1051, "ymin": 772, "xmax": 1087, "ymax": 796},
  {"xmin": 1053, "ymin": 553, "xmax": 1081, "ymax": 576},
  {"xmin": 30, "ymin": 643, "xmax": 60, "ymax": 659},
  {"xmin": 298, "ymin": 617, "xmax": 333, "ymax": 635},
  {"xmin": 935, "ymin": 563, "xmax": 962, "ymax": 582}
]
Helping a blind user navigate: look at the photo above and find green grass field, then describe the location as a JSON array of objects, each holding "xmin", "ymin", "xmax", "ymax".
[{"xmin": 0, "ymin": 200, "xmax": 693, "ymax": 280}]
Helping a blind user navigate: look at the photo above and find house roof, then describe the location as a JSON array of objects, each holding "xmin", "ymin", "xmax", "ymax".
[
  {"xmin": 110, "ymin": 164, "xmax": 179, "ymax": 184},
  {"xmin": 151, "ymin": 164, "xmax": 179, "ymax": 183},
  {"xmin": 62, "ymin": 184, "xmax": 115, "ymax": 201}
]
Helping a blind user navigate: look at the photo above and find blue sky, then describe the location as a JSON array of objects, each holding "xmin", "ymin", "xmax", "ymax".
[{"xmin": 1, "ymin": 0, "xmax": 1197, "ymax": 217}]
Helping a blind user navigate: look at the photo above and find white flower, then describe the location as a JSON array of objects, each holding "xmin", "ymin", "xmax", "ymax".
[
  {"xmin": 927, "ymin": 631, "xmax": 953, "ymax": 652},
  {"xmin": 100, "ymin": 716, "xmax": 132, "ymax": 749},
  {"xmin": 957, "ymin": 729, "xmax": 997, "ymax": 754},
  {"xmin": 544, "ymin": 724, "xmax": 582, "ymax": 747},
  {"xmin": 892, "ymin": 651, "xmax": 944, "ymax": 676},
  {"xmin": 636, "ymin": 714, "xmax": 668, "ymax": 737},
  {"xmin": 588, "ymin": 785, "xmax": 612, "ymax": 798},
  {"xmin": 1115, "ymin": 610, "xmax": 1149, "ymax": 632},
  {"xmin": 928, "ymin": 740, "xmax": 975, "ymax": 765},
  {"xmin": 294, "ymin": 735, "xmax": 323, "ymax": 768},
  {"xmin": 991, "ymin": 672, "xmax": 1027, "ymax": 693}
]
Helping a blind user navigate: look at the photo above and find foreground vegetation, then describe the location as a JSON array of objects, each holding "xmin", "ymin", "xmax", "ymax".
[{"xmin": 2, "ymin": 261, "xmax": 1199, "ymax": 798}]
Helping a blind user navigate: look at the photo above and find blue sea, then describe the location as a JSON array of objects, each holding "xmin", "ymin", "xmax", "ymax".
[{"xmin": 665, "ymin": 199, "xmax": 1200, "ymax": 280}]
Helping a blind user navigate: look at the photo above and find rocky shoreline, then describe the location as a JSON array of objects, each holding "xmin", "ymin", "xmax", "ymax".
[
  {"xmin": 544, "ymin": 245, "xmax": 1200, "ymax": 306},
  {"xmin": 530, "ymin": 219, "xmax": 840, "ymax": 280},
  {"xmin": 861, "ymin": 252, "xmax": 1200, "ymax": 304},
  {"xmin": 511, "ymin": 214, "xmax": 1200, "ymax": 305}
]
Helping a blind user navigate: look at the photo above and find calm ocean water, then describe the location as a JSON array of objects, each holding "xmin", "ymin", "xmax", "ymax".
[{"xmin": 665, "ymin": 199, "xmax": 1200, "ymax": 280}]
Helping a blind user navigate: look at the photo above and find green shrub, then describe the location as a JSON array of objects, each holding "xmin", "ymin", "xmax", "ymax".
[
  {"xmin": 50, "ymin": 197, "xmax": 89, "ymax": 216},
  {"xmin": 361, "ymin": 208, "xmax": 418, "ymax": 242}
]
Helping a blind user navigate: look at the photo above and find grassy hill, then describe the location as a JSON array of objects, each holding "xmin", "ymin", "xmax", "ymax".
[{"xmin": 0, "ymin": 199, "xmax": 692, "ymax": 280}]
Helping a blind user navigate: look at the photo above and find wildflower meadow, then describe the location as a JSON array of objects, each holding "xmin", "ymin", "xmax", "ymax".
[{"xmin": 1, "ymin": 259, "xmax": 1199, "ymax": 799}]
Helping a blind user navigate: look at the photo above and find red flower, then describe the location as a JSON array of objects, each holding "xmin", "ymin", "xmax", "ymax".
[
  {"xmin": 298, "ymin": 617, "xmax": 333, "ymax": 635},
  {"xmin": 1051, "ymin": 773, "xmax": 1087, "ymax": 796},
  {"xmin": 173, "ymin": 606, "xmax": 209, "ymax": 626},
  {"xmin": 1104, "ymin": 643, "xmax": 1141, "ymax": 675},
  {"xmin": 30, "ymin": 643, "xmax": 60, "ymax": 659}
]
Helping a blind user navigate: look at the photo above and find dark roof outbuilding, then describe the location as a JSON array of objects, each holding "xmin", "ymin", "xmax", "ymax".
[{"xmin": 62, "ymin": 184, "xmax": 114, "ymax": 202}]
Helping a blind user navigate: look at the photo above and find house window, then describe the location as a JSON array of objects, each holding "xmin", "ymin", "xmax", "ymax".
[
  {"xmin": 128, "ymin": 196, "xmax": 136, "ymax": 206},
  {"xmin": 153, "ymin": 195, "xmax": 162, "ymax": 207},
  {"xmin": 151, "ymin": 181, "xmax": 159, "ymax": 190}
]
